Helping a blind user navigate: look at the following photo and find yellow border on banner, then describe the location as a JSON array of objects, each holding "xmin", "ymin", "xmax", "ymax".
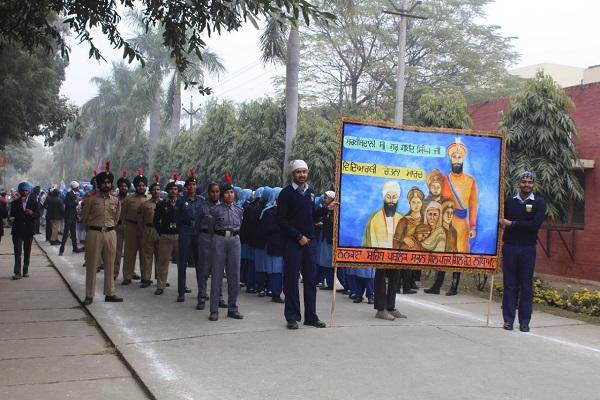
[{"xmin": 332, "ymin": 117, "xmax": 507, "ymax": 275}]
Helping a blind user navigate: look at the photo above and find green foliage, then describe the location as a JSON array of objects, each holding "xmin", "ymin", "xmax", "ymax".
[
  {"xmin": 300, "ymin": 0, "xmax": 519, "ymax": 118},
  {"xmin": 291, "ymin": 109, "xmax": 337, "ymax": 193},
  {"xmin": 415, "ymin": 92, "xmax": 472, "ymax": 129},
  {"xmin": 232, "ymin": 99, "xmax": 285, "ymax": 188},
  {"xmin": 3, "ymin": 143, "xmax": 34, "ymax": 174},
  {"xmin": 196, "ymin": 101, "xmax": 239, "ymax": 183},
  {"xmin": 0, "ymin": 44, "xmax": 75, "ymax": 146},
  {"xmin": 0, "ymin": 0, "xmax": 333, "ymax": 94},
  {"xmin": 500, "ymin": 70, "xmax": 583, "ymax": 222},
  {"xmin": 120, "ymin": 136, "xmax": 149, "ymax": 175}
]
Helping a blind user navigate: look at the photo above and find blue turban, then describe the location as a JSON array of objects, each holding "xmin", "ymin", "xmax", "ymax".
[
  {"xmin": 519, "ymin": 171, "xmax": 536, "ymax": 182},
  {"xmin": 17, "ymin": 181, "xmax": 33, "ymax": 192}
]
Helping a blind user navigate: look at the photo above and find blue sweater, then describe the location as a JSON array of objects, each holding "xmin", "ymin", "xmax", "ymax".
[
  {"xmin": 502, "ymin": 194, "xmax": 546, "ymax": 246},
  {"xmin": 277, "ymin": 184, "xmax": 324, "ymax": 241}
]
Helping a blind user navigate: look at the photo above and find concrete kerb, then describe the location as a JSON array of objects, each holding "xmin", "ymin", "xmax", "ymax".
[{"xmin": 34, "ymin": 237, "xmax": 157, "ymax": 400}]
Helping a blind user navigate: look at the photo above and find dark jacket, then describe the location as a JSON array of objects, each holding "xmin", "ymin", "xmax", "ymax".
[
  {"xmin": 241, "ymin": 201, "xmax": 262, "ymax": 248},
  {"xmin": 321, "ymin": 208, "xmax": 334, "ymax": 245},
  {"xmin": 502, "ymin": 194, "xmax": 547, "ymax": 246},
  {"xmin": 154, "ymin": 198, "xmax": 178, "ymax": 235},
  {"xmin": 44, "ymin": 194, "xmax": 64, "ymax": 220},
  {"xmin": 262, "ymin": 207, "xmax": 284, "ymax": 257},
  {"xmin": 63, "ymin": 190, "xmax": 79, "ymax": 220},
  {"xmin": 276, "ymin": 185, "xmax": 325, "ymax": 241},
  {"xmin": 10, "ymin": 196, "xmax": 40, "ymax": 237},
  {"xmin": 0, "ymin": 201, "xmax": 7, "ymax": 236}
]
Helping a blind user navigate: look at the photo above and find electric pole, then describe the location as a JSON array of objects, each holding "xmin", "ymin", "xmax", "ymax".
[
  {"xmin": 182, "ymin": 94, "xmax": 202, "ymax": 131},
  {"xmin": 384, "ymin": 1, "xmax": 427, "ymax": 124}
]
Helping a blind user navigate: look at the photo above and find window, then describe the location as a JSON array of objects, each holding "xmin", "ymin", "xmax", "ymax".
[{"xmin": 570, "ymin": 169, "xmax": 586, "ymax": 226}]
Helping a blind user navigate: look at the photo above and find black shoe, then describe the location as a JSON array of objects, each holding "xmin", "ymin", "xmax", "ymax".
[
  {"xmin": 83, "ymin": 297, "xmax": 93, "ymax": 305},
  {"xmin": 196, "ymin": 301, "xmax": 205, "ymax": 310},
  {"xmin": 317, "ymin": 282, "xmax": 324, "ymax": 288},
  {"xmin": 185, "ymin": 287, "xmax": 192, "ymax": 294},
  {"xmin": 132, "ymin": 273, "xmax": 141, "ymax": 280},
  {"xmin": 272, "ymin": 297, "xmax": 284, "ymax": 303},
  {"xmin": 59, "ymin": 251, "xmax": 64, "ymax": 256},
  {"xmin": 519, "ymin": 325, "xmax": 530, "ymax": 332},
  {"xmin": 424, "ymin": 288, "xmax": 440, "ymax": 294},
  {"xmin": 304, "ymin": 320, "xmax": 326, "ymax": 328},
  {"xmin": 140, "ymin": 280, "xmax": 151, "ymax": 288},
  {"xmin": 367, "ymin": 296, "xmax": 374, "ymax": 305},
  {"xmin": 227, "ymin": 310, "xmax": 244, "ymax": 319},
  {"xmin": 335, "ymin": 288, "xmax": 346, "ymax": 293},
  {"xmin": 23, "ymin": 273, "xmax": 29, "ymax": 278},
  {"xmin": 403, "ymin": 289, "xmax": 418, "ymax": 294},
  {"xmin": 320, "ymin": 286, "xmax": 334, "ymax": 291},
  {"xmin": 287, "ymin": 321, "xmax": 299, "ymax": 330},
  {"xmin": 349, "ymin": 294, "xmax": 357, "ymax": 300},
  {"xmin": 246, "ymin": 288, "xmax": 257, "ymax": 294},
  {"xmin": 73, "ymin": 247, "xmax": 83, "ymax": 253},
  {"xmin": 503, "ymin": 323, "xmax": 514, "ymax": 331},
  {"xmin": 218, "ymin": 300, "xmax": 228, "ymax": 309},
  {"xmin": 165, "ymin": 282, "xmax": 170, "ymax": 287},
  {"xmin": 240, "ymin": 282, "xmax": 246, "ymax": 288},
  {"xmin": 353, "ymin": 296, "xmax": 363, "ymax": 303},
  {"xmin": 105, "ymin": 295, "xmax": 123, "ymax": 302},
  {"xmin": 209, "ymin": 312, "xmax": 218, "ymax": 321},
  {"xmin": 154, "ymin": 289, "xmax": 164, "ymax": 295},
  {"xmin": 50, "ymin": 241, "xmax": 61, "ymax": 245},
  {"xmin": 257, "ymin": 290, "xmax": 266, "ymax": 297},
  {"xmin": 176, "ymin": 295, "xmax": 185, "ymax": 302},
  {"xmin": 446, "ymin": 289, "xmax": 458, "ymax": 296},
  {"xmin": 122, "ymin": 279, "xmax": 132, "ymax": 285}
]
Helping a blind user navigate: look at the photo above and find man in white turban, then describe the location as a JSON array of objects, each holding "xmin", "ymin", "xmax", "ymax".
[{"xmin": 362, "ymin": 181, "xmax": 403, "ymax": 248}]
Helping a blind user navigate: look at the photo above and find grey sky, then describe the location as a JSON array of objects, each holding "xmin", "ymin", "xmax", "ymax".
[{"xmin": 60, "ymin": 0, "xmax": 600, "ymax": 109}]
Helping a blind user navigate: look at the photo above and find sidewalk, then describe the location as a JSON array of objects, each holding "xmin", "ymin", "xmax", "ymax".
[
  {"xmin": 38, "ymin": 235, "xmax": 600, "ymax": 400},
  {"xmin": 0, "ymin": 237, "xmax": 150, "ymax": 399}
]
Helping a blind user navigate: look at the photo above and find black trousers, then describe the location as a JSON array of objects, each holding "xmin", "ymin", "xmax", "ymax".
[
  {"xmin": 45, "ymin": 216, "xmax": 52, "ymax": 241},
  {"xmin": 13, "ymin": 234, "xmax": 33, "ymax": 275},
  {"xmin": 431, "ymin": 271, "xmax": 461, "ymax": 291},
  {"xmin": 60, "ymin": 218, "xmax": 78, "ymax": 250},
  {"xmin": 283, "ymin": 239, "xmax": 318, "ymax": 323},
  {"xmin": 374, "ymin": 269, "xmax": 400, "ymax": 311}
]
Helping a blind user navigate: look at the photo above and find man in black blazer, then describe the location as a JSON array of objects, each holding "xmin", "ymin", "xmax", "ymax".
[{"xmin": 10, "ymin": 181, "xmax": 40, "ymax": 280}]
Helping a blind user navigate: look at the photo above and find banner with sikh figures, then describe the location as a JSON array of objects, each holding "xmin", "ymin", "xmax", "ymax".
[{"xmin": 333, "ymin": 118, "xmax": 506, "ymax": 274}]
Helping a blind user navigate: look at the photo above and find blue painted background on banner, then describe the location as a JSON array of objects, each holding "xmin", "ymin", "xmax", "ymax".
[{"xmin": 338, "ymin": 122, "xmax": 502, "ymax": 255}]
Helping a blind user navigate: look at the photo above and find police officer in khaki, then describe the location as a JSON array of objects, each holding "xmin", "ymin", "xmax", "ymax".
[
  {"xmin": 153, "ymin": 177, "xmax": 179, "ymax": 295},
  {"xmin": 81, "ymin": 164, "xmax": 123, "ymax": 305},
  {"xmin": 121, "ymin": 168, "xmax": 149, "ymax": 284},
  {"xmin": 139, "ymin": 175, "xmax": 161, "ymax": 288},
  {"xmin": 114, "ymin": 170, "xmax": 131, "ymax": 280}
]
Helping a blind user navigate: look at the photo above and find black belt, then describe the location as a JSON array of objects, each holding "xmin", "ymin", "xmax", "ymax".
[
  {"xmin": 145, "ymin": 223, "xmax": 154, "ymax": 227},
  {"xmin": 215, "ymin": 230, "xmax": 239, "ymax": 237},
  {"xmin": 126, "ymin": 219, "xmax": 137, "ymax": 224},
  {"xmin": 199, "ymin": 228, "xmax": 210, "ymax": 234},
  {"xmin": 89, "ymin": 226, "xmax": 114, "ymax": 232}
]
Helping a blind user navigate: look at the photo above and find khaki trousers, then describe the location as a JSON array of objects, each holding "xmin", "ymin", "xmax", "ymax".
[
  {"xmin": 141, "ymin": 226, "xmax": 159, "ymax": 281},
  {"xmin": 156, "ymin": 234, "xmax": 178, "ymax": 290},
  {"xmin": 50, "ymin": 220, "xmax": 60, "ymax": 241},
  {"xmin": 85, "ymin": 230, "xmax": 116, "ymax": 298},
  {"xmin": 123, "ymin": 222, "xmax": 143, "ymax": 280},
  {"xmin": 113, "ymin": 224, "xmax": 125, "ymax": 279}
]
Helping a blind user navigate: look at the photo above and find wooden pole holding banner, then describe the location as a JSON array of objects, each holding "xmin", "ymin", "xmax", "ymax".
[
  {"xmin": 330, "ymin": 265, "xmax": 338, "ymax": 327},
  {"xmin": 486, "ymin": 274, "xmax": 495, "ymax": 327}
]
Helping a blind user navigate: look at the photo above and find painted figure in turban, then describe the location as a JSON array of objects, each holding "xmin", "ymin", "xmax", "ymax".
[
  {"xmin": 441, "ymin": 138, "xmax": 478, "ymax": 252},
  {"xmin": 362, "ymin": 181, "xmax": 403, "ymax": 249}
]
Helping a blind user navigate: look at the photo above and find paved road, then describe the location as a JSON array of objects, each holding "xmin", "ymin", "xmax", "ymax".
[
  {"xmin": 0, "ymin": 238, "xmax": 150, "ymax": 399},
  {"xmin": 37, "ymin": 236, "xmax": 600, "ymax": 400}
]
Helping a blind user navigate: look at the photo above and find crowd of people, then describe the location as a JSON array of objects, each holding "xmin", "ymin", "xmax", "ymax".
[{"xmin": 1, "ymin": 160, "xmax": 545, "ymax": 332}]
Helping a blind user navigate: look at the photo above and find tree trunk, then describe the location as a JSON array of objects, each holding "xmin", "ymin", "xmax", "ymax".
[
  {"xmin": 170, "ymin": 68, "xmax": 182, "ymax": 137},
  {"xmin": 148, "ymin": 87, "xmax": 162, "ymax": 172},
  {"xmin": 283, "ymin": 27, "xmax": 300, "ymax": 184}
]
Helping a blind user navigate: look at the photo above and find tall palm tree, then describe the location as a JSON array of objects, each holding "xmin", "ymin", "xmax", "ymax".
[
  {"xmin": 128, "ymin": 11, "xmax": 225, "ymax": 169},
  {"xmin": 260, "ymin": 17, "xmax": 300, "ymax": 184}
]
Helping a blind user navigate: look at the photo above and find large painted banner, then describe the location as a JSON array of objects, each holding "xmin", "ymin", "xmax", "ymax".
[{"xmin": 333, "ymin": 118, "xmax": 506, "ymax": 274}]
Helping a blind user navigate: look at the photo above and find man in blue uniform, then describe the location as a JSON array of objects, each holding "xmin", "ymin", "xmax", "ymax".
[
  {"xmin": 208, "ymin": 177, "xmax": 244, "ymax": 321},
  {"xmin": 277, "ymin": 160, "xmax": 335, "ymax": 330},
  {"xmin": 499, "ymin": 171, "xmax": 546, "ymax": 333},
  {"xmin": 176, "ymin": 170, "xmax": 203, "ymax": 303}
]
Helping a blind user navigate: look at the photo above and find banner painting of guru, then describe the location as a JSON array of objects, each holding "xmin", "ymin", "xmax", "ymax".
[{"xmin": 333, "ymin": 118, "xmax": 506, "ymax": 274}]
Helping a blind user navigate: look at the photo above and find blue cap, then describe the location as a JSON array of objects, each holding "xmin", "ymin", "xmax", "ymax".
[{"xmin": 17, "ymin": 181, "xmax": 33, "ymax": 192}]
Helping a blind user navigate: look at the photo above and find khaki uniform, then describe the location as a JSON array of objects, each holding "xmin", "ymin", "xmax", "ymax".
[
  {"xmin": 113, "ymin": 194, "xmax": 128, "ymax": 279},
  {"xmin": 121, "ymin": 193, "xmax": 149, "ymax": 280},
  {"xmin": 139, "ymin": 197, "xmax": 160, "ymax": 282},
  {"xmin": 81, "ymin": 192, "xmax": 121, "ymax": 298}
]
